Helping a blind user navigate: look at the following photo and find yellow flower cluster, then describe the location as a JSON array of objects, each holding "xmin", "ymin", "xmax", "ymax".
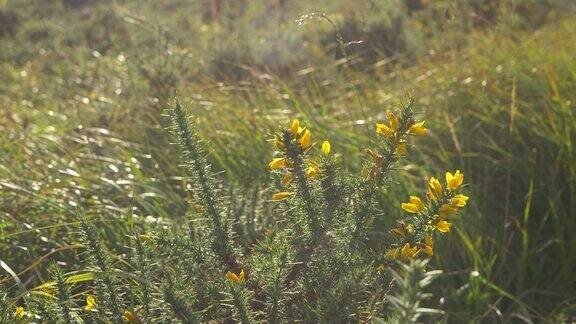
[
  {"xmin": 385, "ymin": 170, "xmax": 469, "ymax": 263},
  {"xmin": 375, "ymin": 110, "xmax": 427, "ymax": 143},
  {"xmin": 289, "ymin": 119, "xmax": 312, "ymax": 149},
  {"xmin": 400, "ymin": 170, "xmax": 468, "ymax": 232},
  {"xmin": 366, "ymin": 110, "xmax": 427, "ymax": 180},
  {"xmin": 386, "ymin": 220, "xmax": 435, "ymax": 260},
  {"xmin": 269, "ymin": 119, "xmax": 331, "ymax": 201},
  {"xmin": 428, "ymin": 170, "xmax": 468, "ymax": 231}
]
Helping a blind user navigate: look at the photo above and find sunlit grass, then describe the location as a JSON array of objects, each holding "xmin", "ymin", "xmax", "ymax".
[{"xmin": 1, "ymin": 0, "xmax": 575, "ymax": 322}]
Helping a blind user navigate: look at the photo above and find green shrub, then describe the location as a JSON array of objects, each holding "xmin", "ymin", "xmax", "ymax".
[{"xmin": 1, "ymin": 97, "xmax": 470, "ymax": 322}]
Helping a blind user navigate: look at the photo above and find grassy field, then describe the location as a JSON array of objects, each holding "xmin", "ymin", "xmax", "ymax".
[{"xmin": 1, "ymin": 0, "xmax": 575, "ymax": 322}]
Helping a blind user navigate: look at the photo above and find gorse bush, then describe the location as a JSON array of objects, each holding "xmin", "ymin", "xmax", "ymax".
[
  {"xmin": 3, "ymin": 96, "xmax": 469, "ymax": 322},
  {"xmin": 2, "ymin": 1, "xmax": 575, "ymax": 322}
]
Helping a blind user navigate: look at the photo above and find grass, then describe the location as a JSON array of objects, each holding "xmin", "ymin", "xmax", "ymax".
[{"xmin": 1, "ymin": 0, "xmax": 575, "ymax": 322}]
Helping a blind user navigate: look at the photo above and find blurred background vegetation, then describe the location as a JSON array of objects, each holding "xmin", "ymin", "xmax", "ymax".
[{"xmin": 1, "ymin": 0, "xmax": 575, "ymax": 322}]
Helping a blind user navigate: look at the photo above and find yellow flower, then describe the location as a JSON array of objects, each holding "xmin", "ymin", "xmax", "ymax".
[
  {"xmin": 84, "ymin": 294, "xmax": 97, "ymax": 311},
  {"xmin": 427, "ymin": 177, "xmax": 444, "ymax": 201},
  {"xmin": 321, "ymin": 140, "xmax": 331, "ymax": 156},
  {"xmin": 445, "ymin": 170, "xmax": 464, "ymax": 190},
  {"xmin": 291, "ymin": 119, "xmax": 301, "ymax": 136},
  {"xmin": 401, "ymin": 243, "xmax": 419, "ymax": 260},
  {"xmin": 272, "ymin": 192, "xmax": 292, "ymax": 201},
  {"xmin": 299, "ymin": 129, "xmax": 312, "ymax": 149},
  {"xmin": 227, "ymin": 269, "xmax": 246, "ymax": 283},
  {"xmin": 376, "ymin": 123, "xmax": 394, "ymax": 138},
  {"xmin": 123, "ymin": 310, "xmax": 134, "ymax": 323},
  {"xmin": 385, "ymin": 247, "xmax": 400, "ymax": 260},
  {"xmin": 268, "ymin": 158, "xmax": 286, "ymax": 170},
  {"xmin": 435, "ymin": 220, "xmax": 452, "ymax": 233},
  {"xmin": 395, "ymin": 142, "xmax": 406, "ymax": 155},
  {"xmin": 450, "ymin": 194, "xmax": 469, "ymax": 207},
  {"xmin": 281, "ymin": 173, "xmax": 293, "ymax": 186},
  {"xmin": 376, "ymin": 264, "xmax": 386, "ymax": 273},
  {"xmin": 440, "ymin": 203, "xmax": 458, "ymax": 217},
  {"xmin": 408, "ymin": 121, "xmax": 427, "ymax": 135},
  {"xmin": 15, "ymin": 306, "xmax": 26, "ymax": 319},
  {"xmin": 123, "ymin": 307, "xmax": 142, "ymax": 323},
  {"xmin": 420, "ymin": 235, "xmax": 434, "ymax": 257},
  {"xmin": 306, "ymin": 165, "xmax": 319, "ymax": 179},
  {"xmin": 123, "ymin": 306, "xmax": 142, "ymax": 323},
  {"xmin": 401, "ymin": 196, "xmax": 424, "ymax": 214}
]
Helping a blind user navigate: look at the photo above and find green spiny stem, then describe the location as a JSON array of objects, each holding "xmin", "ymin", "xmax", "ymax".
[
  {"xmin": 80, "ymin": 220, "xmax": 123, "ymax": 321},
  {"xmin": 283, "ymin": 243, "xmax": 314, "ymax": 288},
  {"xmin": 30, "ymin": 297, "xmax": 58, "ymax": 324},
  {"xmin": 283, "ymin": 130, "xmax": 321, "ymax": 237},
  {"xmin": 280, "ymin": 128, "xmax": 346, "ymax": 290},
  {"xmin": 172, "ymin": 108, "xmax": 272, "ymax": 314},
  {"xmin": 170, "ymin": 100, "xmax": 238, "ymax": 270},
  {"xmin": 135, "ymin": 235, "xmax": 151, "ymax": 323},
  {"xmin": 279, "ymin": 129, "xmax": 325, "ymax": 288},
  {"xmin": 53, "ymin": 267, "xmax": 72, "ymax": 324},
  {"xmin": 230, "ymin": 285, "xmax": 256, "ymax": 324},
  {"xmin": 320, "ymin": 159, "xmax": 340, "ymax": 227},
  {"xmin": 185, "ymin": 228, "xmax": 214, "ymax": 317},
  {"xmin": 354, "ymin": 101, "xmax": 416, "ymax": 244},
  {"xmin": 376, "ymin": 110, "xmax": 413, "ymax": 185},
  {"xmin": 163, "ymin": 281, "xmax": 199, "ymax": 323},
  {"xmin": 101, "ymin": 275, "xmax": 123, "ymax": 322},
  {"xmin": 351, "ymin": 186, "xmax": 377, "ymax": 249},
  {"xmin": 267, "ymin": 249, "xmax": 288, "ymax": 323}
]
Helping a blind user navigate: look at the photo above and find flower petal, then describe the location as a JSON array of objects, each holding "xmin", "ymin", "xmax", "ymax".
[
  {"xmin": 272, "ymin": 192, "xmax": 292, "ymax": 201},
  {"xmin": 299, "ymin": 130, "xmax": 312, "ymax": 149},
  {"xmin": 291, "ymin": 119, "xmax": 300, "ymax": 136},
  {"xmin": 322, "ymin": 140, "xmax": 331, "ymax": 156}
]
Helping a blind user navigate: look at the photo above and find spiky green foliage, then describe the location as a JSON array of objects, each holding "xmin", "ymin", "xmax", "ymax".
[
  {"xmin": 52, "ymin": 266, "xmax": 73, "ymax": 324},
  {"xmin": 169, "ymin": 100, "xmax": 238, "ymax": 270},
  {"xmin": 0, "ymin": 95, "xmax": 466, "ymax": 322},
  {"xmin": 78, "ymin": 217, "xmax": 124, "ymax": 322},
  {"xmin": 385, "ymin": 259, "xmax": 443, "ymax": 323},
  {"xmin": 162, "ymin": 276, "xmax": 200, "ymax": 323},
  {"xmin": 132, "ymin": 234, "xmax": 152, "ymax": 322}
]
